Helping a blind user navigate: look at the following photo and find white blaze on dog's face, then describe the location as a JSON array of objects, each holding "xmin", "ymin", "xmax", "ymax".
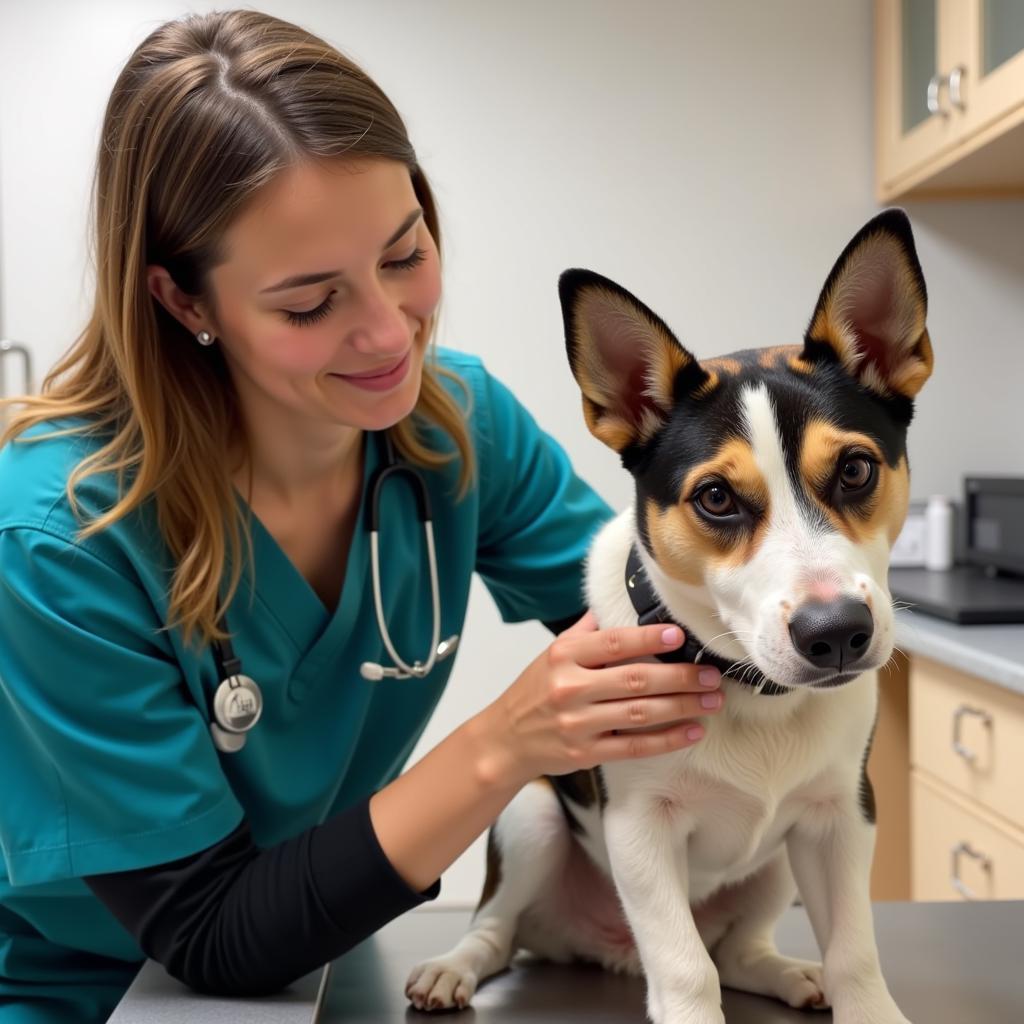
[{"xmin": 560, "ymin": 209, "xmax": 934, "ymax": 690}]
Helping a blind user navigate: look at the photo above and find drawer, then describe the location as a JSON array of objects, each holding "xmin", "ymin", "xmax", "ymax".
[
  {"xmin": 910, "ymin": 656, "xmax": 1024, "ymax": 830},
  {"xmin": 912, "ymin": 770, "xmax": 1024, "ymax": 902}
]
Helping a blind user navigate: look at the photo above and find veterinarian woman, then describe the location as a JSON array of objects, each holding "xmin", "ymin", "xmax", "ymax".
[{"xmin": 0, "ymin": 11, "xmax": 723, "ymax": 1022}]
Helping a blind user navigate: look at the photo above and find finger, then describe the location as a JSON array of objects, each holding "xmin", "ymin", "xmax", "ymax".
[
  {"xmin": 596, "ymin": 719, "xmax": 707, "ymax": 762},
  {"xmin": 579, "ymin": 689, "xmax": 723, "ymax": 736},
  {"xmin": 585, "ymin": 660, "xmax": 722, "ymax": 703},
  {"xmin": 556, "ymin": 621, "xmax": 687, "ymax": 670}
]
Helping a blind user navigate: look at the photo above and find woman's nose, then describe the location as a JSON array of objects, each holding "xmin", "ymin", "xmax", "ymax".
[{"xmin": 347, "ymin": 280, "xmax": 410, "ymax": 355}]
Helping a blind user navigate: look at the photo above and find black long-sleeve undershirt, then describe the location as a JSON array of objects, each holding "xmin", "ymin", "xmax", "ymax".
[
  {"xmin": 86, "ymin": 794, "xmax": 439, "ymax": 996},
  {"xmin": 84, "ymin": 612, "xmax": 581, "ymax": 996}
]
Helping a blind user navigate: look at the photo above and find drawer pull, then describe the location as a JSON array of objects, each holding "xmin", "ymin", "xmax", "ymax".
[
  {"xmin": 950, "ymin": 841, "xmax": 992, "ymax": 900},
  {"xmin": 951, "ymin": 704, "xmax": 992, "ymax": 762},
  {"xmin": 926, "ymin": 72, "xmax": 948, "ymax": 117},
  {"xmin": 948, "ymin": 65, "xmax": 967, "ymax": 112}
]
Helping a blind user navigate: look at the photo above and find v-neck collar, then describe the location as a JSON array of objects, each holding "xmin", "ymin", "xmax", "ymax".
[{"xmin": 233, "ymin": 431, "xmax": 379, "ymax": 696}]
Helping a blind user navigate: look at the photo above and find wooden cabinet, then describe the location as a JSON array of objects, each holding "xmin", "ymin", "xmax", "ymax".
[
  {"xmin": 909, "ymin": 655, "xmax": 1024, "ymax": 901},
  {"xmin": 912, "ymin": 770, "xmax": 1024, "ymax": 900},
  {"xmin": 875, "ymin": 0, "xmax": 1024, "ymax": 200}
]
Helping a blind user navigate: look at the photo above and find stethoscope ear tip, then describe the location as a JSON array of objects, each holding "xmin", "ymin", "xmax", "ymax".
[
  {"xmin": 437, "ymin": 635, "xmax": 459, "ymax": 659},
  {"xmin": 360, "ymin": 662, "xmax": 386, "ymax": 681}
]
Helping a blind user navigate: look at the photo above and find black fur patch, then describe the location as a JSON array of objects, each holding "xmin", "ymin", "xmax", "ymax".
[
  {"xmin": 858, "ymin": 711, "xmax": 879, "ymax": 825},
  {"xmin": 548, "ymin": 768, "xmax": 607, "ymax": 834},
  {"xmin": 476, "ymin": 828, "xmax": 504, "ymax": 911}
]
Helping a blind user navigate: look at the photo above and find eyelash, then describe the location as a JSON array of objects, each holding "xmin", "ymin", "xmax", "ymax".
[{"xmin": 283, "ymin": 248, "xmax": 428, "ymax": 327}]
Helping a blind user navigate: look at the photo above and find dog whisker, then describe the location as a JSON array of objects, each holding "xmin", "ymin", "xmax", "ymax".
[
  {"xmin": 696, "ymin": 630, "xmax": 753, "ymax": 661},
  {"xmin": 723, "ymin": 658, "xmax": 756, "ymax": 681}
]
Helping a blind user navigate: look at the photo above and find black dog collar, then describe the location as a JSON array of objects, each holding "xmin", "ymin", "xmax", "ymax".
[{"xmin": 624, "ymin": 544, "xmax": 790, "ymax": 697}]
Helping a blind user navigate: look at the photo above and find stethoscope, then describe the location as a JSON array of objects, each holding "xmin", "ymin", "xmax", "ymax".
[{"xmin": 208, "ymin": 431, "xmax": 460, "ymax": 754}]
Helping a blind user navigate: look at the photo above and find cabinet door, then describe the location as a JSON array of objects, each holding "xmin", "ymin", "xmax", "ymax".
[
  {"xmin": 910, "ymin": 656, "xmax": 1024, "ymax": 831},
  {"xmin": 912, "ymin": 770, "xmax": 1024, "ymax": 901},
  {"xmin": 876, "ymin": 0, "xmax": 972, "ymax": 191},
  {"xmin": 960, "ymin": 0, "xmax": 1024, "ymax": 136}
]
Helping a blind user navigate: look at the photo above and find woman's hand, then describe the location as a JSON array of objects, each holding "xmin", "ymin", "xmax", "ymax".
[{"xmin": 477, "ymin": 609, "xmax": 723, "ymax": 787}]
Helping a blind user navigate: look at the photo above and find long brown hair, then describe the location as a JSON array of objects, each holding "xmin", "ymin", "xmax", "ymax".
[{"xmin": 0, "ymin": 10, "xmax": 473, "ymax": 650}]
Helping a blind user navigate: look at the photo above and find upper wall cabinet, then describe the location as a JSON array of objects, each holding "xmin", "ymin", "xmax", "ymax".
[{"xmin": 876, "ymin": 0, "xmax": 1024, "ymax": 200}]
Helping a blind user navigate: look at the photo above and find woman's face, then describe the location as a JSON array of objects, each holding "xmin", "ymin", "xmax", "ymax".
[{"xmin": 202, "ymin": 156, "xmax": 441, "ymax": 433}]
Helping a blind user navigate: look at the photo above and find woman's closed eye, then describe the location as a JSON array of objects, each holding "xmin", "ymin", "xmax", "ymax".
[
  {"xmin": 282, "ymin": 248, "xmax": 428, "ymax": 327},
  {"xmin": 284, "ymin": 292, "xmax": 336, "ymax": 327},
  {"xmin": 386, "ymin": 246, "xmax": 426, "ymax": 272}
]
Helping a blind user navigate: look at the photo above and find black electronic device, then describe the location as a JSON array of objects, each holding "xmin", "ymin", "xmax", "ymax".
[
  {"xmin": 963, "ymin": 476, "xmax": 1024, "ymax": 577},
  {"xmin": 889, "ymin": 477, "xmax": 1024, "ymax": 625}
]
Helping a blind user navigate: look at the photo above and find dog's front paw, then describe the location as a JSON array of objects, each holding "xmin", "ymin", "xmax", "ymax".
[
  {"xmin": 717, "ymin": 951, "xmax": 828, "ymax": 1010},
  {"xmin": 405, "ymin": 955, "xmax": 477, "ymax": 1012}
]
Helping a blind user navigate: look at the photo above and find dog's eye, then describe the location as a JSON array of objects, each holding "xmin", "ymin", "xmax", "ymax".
[
  {"xmin": 696, "ymin": 485, "xmax": 737, "ymax": 517},
  {"xmin": 838, "ymin": 456, "xmax": 875, "ymax": 491}
]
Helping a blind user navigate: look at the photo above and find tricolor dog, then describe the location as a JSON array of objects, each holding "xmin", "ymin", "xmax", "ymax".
[{"xmin": 407, "ymin": 209, "xmax": 931, "ymax": 1024}]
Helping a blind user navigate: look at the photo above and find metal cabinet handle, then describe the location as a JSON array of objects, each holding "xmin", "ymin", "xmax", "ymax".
[
  {"xmin": 950, "ymin": 840, "xmax": 992, "ymax": 900},
  {"xmin": 927, "ymin": 72, "xmax": 949, "ymax": 116},
  {"xmin": 948, "ymin": 65, "xmax": 966, "ymax": 111},
  {"xmin": 951, "ymin": 704, "xmax": 992, "ymax": 762},
  {"xmin": 0, "ymin": 340, "xmax": 34, "ymax": 397}
]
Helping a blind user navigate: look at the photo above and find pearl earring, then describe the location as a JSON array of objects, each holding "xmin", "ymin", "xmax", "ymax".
[{"xmin": 196, "ymin": 330, "xmax": 214, "ymax": 347}]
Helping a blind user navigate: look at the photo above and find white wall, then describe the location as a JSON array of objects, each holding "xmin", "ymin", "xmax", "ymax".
[{"xmin": 2, "ymin": 1, "xmax": 1022, "ymax": 905}]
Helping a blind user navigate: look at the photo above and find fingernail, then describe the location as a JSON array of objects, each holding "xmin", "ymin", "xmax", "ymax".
[
  {"xmin": 686, "ymin": 725, "xmax": 705, "ymax": 741},
  {"xmin": 661, "ymin": 626, "xmax": 682, "ymax": 646},
  {"xmin": 700, "ymin": 692, "xmax": 721, "ymax": 710},
  {"xmin": 699, "ymin": 668, "xmax": 721, "ymax": 687}
]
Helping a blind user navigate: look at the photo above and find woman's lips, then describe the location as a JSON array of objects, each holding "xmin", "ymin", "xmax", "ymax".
[{"xmin": 330, "ymin": 351, "xmax": 411, "ymax": 392}]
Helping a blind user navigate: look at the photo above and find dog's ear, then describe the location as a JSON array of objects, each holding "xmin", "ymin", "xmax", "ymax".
[
  {"xmin": 801, "ymin": 208, "xmax": 933, "ymax": 400},
  {"xmin": 558, "ymin": 269, "xmax": 709, "ymax": 453}
]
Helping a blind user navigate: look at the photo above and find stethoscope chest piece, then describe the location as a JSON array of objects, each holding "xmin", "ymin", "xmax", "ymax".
[{"xmin": 209, "ymin": 672, "xmax": 263, "ymax": 753}]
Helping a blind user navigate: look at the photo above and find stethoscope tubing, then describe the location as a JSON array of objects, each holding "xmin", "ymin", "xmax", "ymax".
[
  {"xmin": 209, "ymin": 430, "xmax": 458, "ymax": 751},
  {"xmin": 368, "ymin": 519, "xmax": 442, "ymax": 679}
]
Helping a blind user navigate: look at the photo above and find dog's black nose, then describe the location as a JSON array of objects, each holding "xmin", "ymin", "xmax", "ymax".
[{"xmin": 788, "ymin": 597, "xmax": 874, "ymax": 672}]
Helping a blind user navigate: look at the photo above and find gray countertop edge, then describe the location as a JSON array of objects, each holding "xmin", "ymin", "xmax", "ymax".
[
  {"xmin": 106, "ymin": 962, "xmax": 326, "ymax": 1023},
  {"xmin": 894, "ymin": 609, "xmax": 1024, "ymax": 697}
]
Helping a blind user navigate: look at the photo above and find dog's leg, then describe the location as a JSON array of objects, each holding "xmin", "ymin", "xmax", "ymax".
[
  {"xmin": 405, "ymin": 779, "xmax": 571, "ymax": 1011},
  {"xmin": 604, "ymin": 796, "xmax": 723, "ymax": 1024},
  {"xmin": 787, "ymin": 801, "xmax": 912, "ymax": 1024},
  {"xmin": 711, "ymin": 850, "xmax": 828, "ymax": 1010}
]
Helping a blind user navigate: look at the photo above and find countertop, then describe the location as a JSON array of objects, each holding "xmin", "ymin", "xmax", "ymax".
[
  {"xmin": 894, "ymin": 608, "xmax": 1024, "ymax": 696},
  {"xmin": 110, "ymin": 901, "xmax": 1024, "ymax": 1022}
]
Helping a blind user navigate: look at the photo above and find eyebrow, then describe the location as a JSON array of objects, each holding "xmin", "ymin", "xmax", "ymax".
[{"xmin": 259, "ymin": 208, "xmax": 424, "ymax": 294}]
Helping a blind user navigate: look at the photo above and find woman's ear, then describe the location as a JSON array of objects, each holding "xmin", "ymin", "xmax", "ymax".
[{"xmin": 146, "ymin": 265, "xmax": 213, "ymax": 337}]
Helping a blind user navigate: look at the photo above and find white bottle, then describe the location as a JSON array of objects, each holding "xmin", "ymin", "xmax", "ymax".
[{"xmin": 925, "ymin": 495, "xmax": 954, "ymax": 571}]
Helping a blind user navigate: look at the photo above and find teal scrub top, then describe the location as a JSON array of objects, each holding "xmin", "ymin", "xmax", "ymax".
[{"xmin": 0, "ymin": 348, "xmax": 614, "ymax": 1022}]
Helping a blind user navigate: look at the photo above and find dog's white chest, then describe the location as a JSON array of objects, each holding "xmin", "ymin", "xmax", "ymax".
[
  {"xmin": 585, "ymin": 675, "xmax": 875, "ymax": 903},
  {"xmin": 679, "ymin": 777, "xmax": 778, "ymax": 869},
  {"xmin": 598, "ymin": 755, "xmax": 808, "ymax": 901}
]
